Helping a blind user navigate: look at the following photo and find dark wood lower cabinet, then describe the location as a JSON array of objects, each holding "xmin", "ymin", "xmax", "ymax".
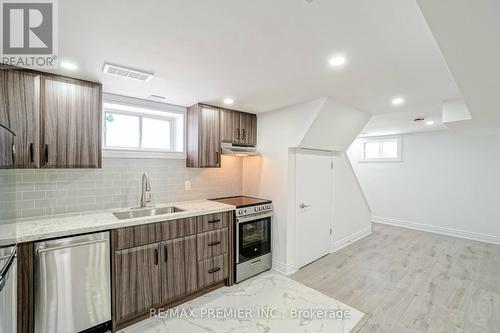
[
  {"xmin": 161, "ymin": 235, "xmax": 197, "ymax": 304},
  {"xmin": 114, "ymin": 243, "xmax": 161, "ymax": 323},
  {"xmin": 17, "ymin": 242, "xmax": 34, "ymax": 333},
  {"xmin": 112, "ymin": 213, "xmax": 233, "ymax": 331}
]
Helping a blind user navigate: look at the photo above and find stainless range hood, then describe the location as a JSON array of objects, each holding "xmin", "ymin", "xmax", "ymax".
[{"xmin": 221, "ymin": 142, "xmax": 258, "ymax": 156}]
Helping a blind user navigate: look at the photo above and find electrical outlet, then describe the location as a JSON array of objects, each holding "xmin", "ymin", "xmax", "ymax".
[{"xmin": 184, "ymin": 180, "xmax": 191, "ymax": 191}]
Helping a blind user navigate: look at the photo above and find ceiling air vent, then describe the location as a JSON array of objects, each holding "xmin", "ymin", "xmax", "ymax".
[
  {"xmin": 102, "ymin": 63, "xmax": 154, "ymax": 82},
  {"xmin": 148, "ymin": 95, "xmax": 166, "ymax": 102}
]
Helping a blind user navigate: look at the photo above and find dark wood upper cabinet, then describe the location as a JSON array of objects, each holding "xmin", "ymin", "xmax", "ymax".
[
  {"xmin": 239, "ymin": 112, "xmax": 257, "ymax": 146},
  {"xmin": 0, "ymin": 70, "xmax": 40, "ymax": 168},
  {"xmin": 160, "ymin": 235, "xmax": 197, "ymax": 304},
  {"xmin": 41, "ymin": 76, "xmax": 102, "ymax": 168},
  {"xmin": 114, "ymin": 244, "xmax": 161, "ymax": 323},
  {"xmin": 187, "ymin": 103, "xmax": 257, "ymax": 168},
  {"xmin": 0, "ymin": 67, "xmax": 102, "ymax": 169},
  {"xmin": 220, "ymin": 108, "xmax": 239, "ymax": 143},
  {"xmin": 186, "ymin": 104, "xmax": 220, "ymax": 168},
  {"xmin": 219, "ymin": 108, "xmax": 257, "ymax": 146}
]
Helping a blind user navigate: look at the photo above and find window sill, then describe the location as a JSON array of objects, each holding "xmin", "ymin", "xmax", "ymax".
[{"xmin": 103, "ymin": 149, "xmax": 186, "ymax": 160}]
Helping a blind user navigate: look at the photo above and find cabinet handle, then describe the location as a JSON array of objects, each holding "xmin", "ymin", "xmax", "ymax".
[
  {"xmin": 208, "ymin": 267, "xmax": 221, "ymax": 274},
  {"xmin": 29, "ymin": 143, "xmax": 34, "ymax": 162},
  {"xmin": 44, "ymin": 144, "xmax": 48, "ymax": 164},
  {"xmin": 242, "ymin": 129, "xmax": 245, "ymax": 141},
  {"xmin": 237, "ymin": 128, "xmax": 240, "ymax": 141},
  {"xmin": 208, "ymin": 219, "xmax": 221, "ymax": 224},
  {"xmin": 154, "ymin": 249, "xmax": 158, "ymax": 265},
  {"xmin": 208, "ymin": 241, "xmax": 221, "ymax": 247},
  {"xmin": 11, "ymin": 144, "xmax": 16, "ymax": 166},
  {"xmin": 164, "ymin": 246, "xmax": 168, "ymax": 262},
  {"xmin": 215, "ymin": 151, "xmax": 219, "ymax": 164}
]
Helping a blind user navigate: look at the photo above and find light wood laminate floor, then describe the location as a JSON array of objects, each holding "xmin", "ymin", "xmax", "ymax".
[{"xmin": 292, "ymin": 223, "xmax": 500, "ymax": 333}]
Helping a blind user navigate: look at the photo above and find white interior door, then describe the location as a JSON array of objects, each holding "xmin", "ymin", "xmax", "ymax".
[{"xmin": 295, "ymin": 150, "xmax": 333, "ymax": 269}]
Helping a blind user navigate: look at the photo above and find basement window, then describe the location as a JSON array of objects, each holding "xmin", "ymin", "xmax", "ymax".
[
  {"xmin": 359, "ymin": 136, "xmax": 401, "ymax": 162},
  {"xmin": 102, "ymin": 94, "xmax": 185, "ymax": 159}
]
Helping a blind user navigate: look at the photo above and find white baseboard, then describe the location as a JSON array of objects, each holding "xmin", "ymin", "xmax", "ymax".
[
  {"xmin": 373, "ymin": 216, "xmax": 500, "ymax": 245},
  {"xmin": 272, "ymin": 259, "xmax": 298, "ymax": 276},
  {"xmin": 333, "ymin": 226, "xmax": 372, "ymax": 252}
]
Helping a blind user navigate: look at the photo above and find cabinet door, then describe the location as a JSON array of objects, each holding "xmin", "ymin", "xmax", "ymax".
[
  {"xmin": 239, "ymin": 113, "xmax": 257, "ymax": 146},
  {"xmin": 0, "ymin": 70, "xmax": 40, "ymax": 168},
  {"xmin": 248, "ymin": 114, "xmax": 257, "ymax": 146},
  {"xmin": 199, "ymin": 106, "xmax": 220, "ymax": 167},
  {"xmin": 114, "ymin": 244, "xmax": 161, "ymax": 323},
  {"xmin": 41, "ymin": 76, "xmax": 102, "ymax": 168},
  {"xmin": 160, "ymin": 235, "xmax": 197, "ymax": 304},
  {"xmin": 220, "ymin": 108, "xmax": 239, "ymax": 143}
]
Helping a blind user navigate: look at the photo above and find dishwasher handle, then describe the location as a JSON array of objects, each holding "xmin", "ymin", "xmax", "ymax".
[
  {"xmin": 0, "ymin": 247, "xmax": 16, "ymax": 292},
  {"xmin": 36, "ymin": 239, "xmax": 108, "ymax": 254}
]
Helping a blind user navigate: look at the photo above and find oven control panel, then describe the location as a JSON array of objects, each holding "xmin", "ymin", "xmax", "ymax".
[{"xmin": 236, "ymin": 204, "xmax": 273, "ymax": 217}]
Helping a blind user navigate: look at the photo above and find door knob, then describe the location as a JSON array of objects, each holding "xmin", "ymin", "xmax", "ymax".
[{"xmin": 299, "ymin": 203, "xmax": 311, "ymax": 209}]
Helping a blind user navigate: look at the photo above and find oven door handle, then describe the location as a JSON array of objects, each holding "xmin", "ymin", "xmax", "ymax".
[{"xmin": 236, "ymin": 212, "xmax": 273, "ymax": 224}]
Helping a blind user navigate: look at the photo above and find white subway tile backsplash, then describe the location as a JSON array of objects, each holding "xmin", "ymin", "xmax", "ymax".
[
  {"xmin": 2, "ymin": 156, "xmax": 242, "ymax": 219},
  {"xmin": 22, "ymin": 191, "xmax": 46, "ymax": 200}
]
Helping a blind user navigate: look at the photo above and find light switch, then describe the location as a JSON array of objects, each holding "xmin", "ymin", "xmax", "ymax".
[{"xmin": 184, "ymin": 180, "xmax": 191, "ymax": 191}]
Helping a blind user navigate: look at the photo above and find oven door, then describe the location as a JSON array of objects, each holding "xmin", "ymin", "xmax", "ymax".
[{"xmin": 236, "ymin": 213, "xmax": 272, "ymax": 264}]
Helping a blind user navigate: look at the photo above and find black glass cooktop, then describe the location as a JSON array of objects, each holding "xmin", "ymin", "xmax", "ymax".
[{"xmin": 209, "ymin": 196, "xmax": 271, "ymax": 208}]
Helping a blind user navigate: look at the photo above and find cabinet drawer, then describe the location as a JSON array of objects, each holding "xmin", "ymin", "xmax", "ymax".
[
  {"xmin": 197, "ymin": 213, "xmax": 227, "ymax": 233},
  {"xmin": 114, "ymin": 223, "xmax": 160, "ymax": 250},
  {"xmin": 159, "ymin": 217, "xmax": 196, "ymax": 241},
  {"xmin": 198, "ymin": 254, "xmax": 228, "ymax": 289},
  {"xmin": 197, "ymin": 228, "xmax": 228, "ymax": 260}
]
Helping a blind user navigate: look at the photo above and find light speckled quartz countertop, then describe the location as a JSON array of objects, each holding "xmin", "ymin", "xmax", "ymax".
[{"xmin": 1, "ymin": 200, "xmax": 235, "ymax": 244}]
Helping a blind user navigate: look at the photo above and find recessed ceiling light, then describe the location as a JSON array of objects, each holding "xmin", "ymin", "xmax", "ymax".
[
  {"xmin": 60, "ymin": 62, "xmax": 78, "ymax": 70},
  {"xmin": 224, "ymin": 98, "xmax": 234, "ymax": 105},
  {"xmin": 426, "ymin": 120, "xmax": 435, "ymax": 125},
  {"xmin": 329, "ymin": 56, "xmax": 346, "ymax": 68},
  {"xmin": 391, "ymin": 97, "xmax": 405, "ymax": 105}
]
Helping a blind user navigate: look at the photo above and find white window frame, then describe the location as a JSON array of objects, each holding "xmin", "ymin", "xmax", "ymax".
[
  {"xmin": 102, "ymin": 93, "xmax": 186, "ymax": 159},
  {"xmin": 359, "ymin": 135, "xmax": 402, "ymax": 162}
]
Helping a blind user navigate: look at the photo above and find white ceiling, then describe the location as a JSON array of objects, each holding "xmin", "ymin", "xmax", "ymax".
[
  {"xmin": 417, "ymin": 0, "xmax": 500, "ymax": 129},
  {"xmin": 359, "ymin": 109, "xmax": 447, "ymax": 137},
  {"xmin": 45, "ymin": 0, "xmax": 461, "ymax": 117}
]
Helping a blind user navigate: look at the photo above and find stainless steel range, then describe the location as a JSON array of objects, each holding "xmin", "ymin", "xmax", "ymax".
[{"xmin": 210, "ymin": 196, "xmax": 273, "ymax": 283}]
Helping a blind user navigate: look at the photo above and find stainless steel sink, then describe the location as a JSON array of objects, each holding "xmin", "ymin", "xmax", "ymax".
[{"xmin": 113, "ymin": 206, "xmax": 185, "ymax": 220}]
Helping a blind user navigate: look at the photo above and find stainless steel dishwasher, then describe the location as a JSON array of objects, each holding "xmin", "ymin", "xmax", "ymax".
[
  {"xmin": 34, "ymin": 232, "xmax": 111, "ymax": 333},
  {"xmin": 0, "ymin": 245, "xmax": 17, "ymax": 333}
]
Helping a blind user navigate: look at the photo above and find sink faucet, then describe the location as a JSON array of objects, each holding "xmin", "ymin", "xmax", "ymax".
[{"xmin": 140, "ymin": 173, "xmax": 152, "ymax": 208}]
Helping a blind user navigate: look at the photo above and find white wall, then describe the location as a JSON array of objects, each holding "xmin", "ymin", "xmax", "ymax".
[
  {"xmin": 348, "ymin": 129, "xmax": 500, "ymax": 244},
  {"xmin": 332, "ymin": 152, "xmax": 372, "ymax": 250},
  {"xmin": 242, "ymin": 99, "xmax": 323, "ymax": 272},
  {"xmin": 300, "ymin": 98, "xmax": 371, "ymax": 151},
  {"xmin": 243, "ymin": 97, "xmax": 371, "ymax": 274}
]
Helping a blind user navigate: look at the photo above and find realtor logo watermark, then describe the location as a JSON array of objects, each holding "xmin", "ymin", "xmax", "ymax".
[{"xmin": 1, "ymin": 0, "xmax": 58, "ymax": 68}]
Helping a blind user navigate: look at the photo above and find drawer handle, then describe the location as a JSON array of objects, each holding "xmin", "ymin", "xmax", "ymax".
[
  {"xmin": 208, "ymin": 267, "xmax": 221, "ymax": 274},
  {"xmin": 208, "ymin": 241, "xmax": 221, "ymax": 247},
  {"xmin": 154, "ymin": 249, "xmax": 158, "ymax": 265},
  {"xmin": 251, "ymin": 259, "xmax": 261, "ymax": 265},
  {"xmin": 164, "ymin": 246, "xmax": 168, "ymax": 262},
  {"xmin": 208, "ymin": 219, "xmax": 221, "ymax": 224}
]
